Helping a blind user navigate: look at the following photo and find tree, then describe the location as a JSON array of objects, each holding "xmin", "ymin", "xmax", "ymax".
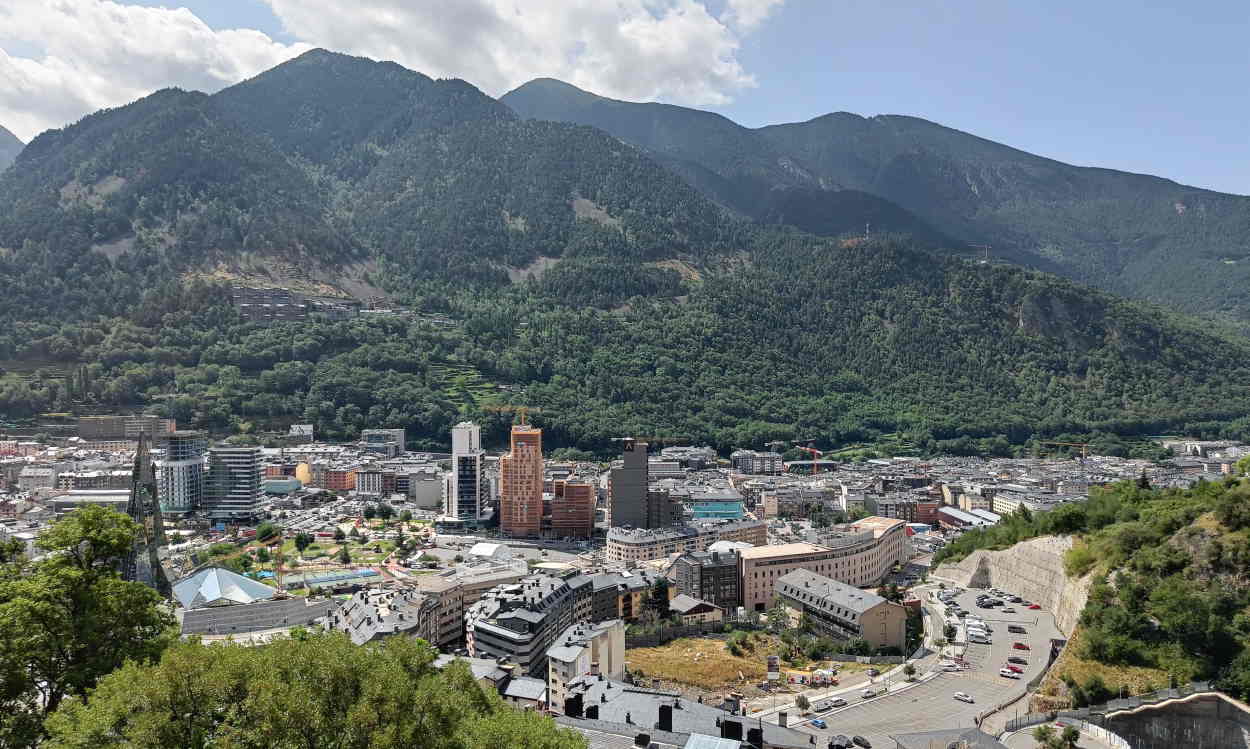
[
  {"xmin": 0, "ymin": 506, "xmax": 172, "ymax": 746},
  {"xmin": 377, "ymin": 503, "xmax": 395, "ymax": 522},
  {"xmin": 903, "ymin": 663, "xmax": 916, "ymax": 681},
  {"xmin": 400, "ymin": 510, "xmax": 414, "ymax": 524},
  {"xmin": 350, "ymin": 526, "xmax": 361, "ymax": 540},
  {"xmin": 255, "ymin": 547, "xmax": 270, "ymax": 564},
  {"xmin": 338, "ymin": 545, "xmax": 352, "ymax": 565},
  {"xmin": 364, "ymin": 504, "xmax": 377, "ymax": 520},
  {"xmin": 42, "ymin": 633, "xmax": 587, "ymax": 749},
  {"xmin": 1032, "ymin": 725, "xmax": 1057, "ymax": 747},
  {"xmin": 294, "ymin": 532, "xmax": 314, "ymax": 554},
  {"xmin": 334, "ymin": 527, "xmax": 346, "ymax": 542},
  {"xmin": 255, "ymin": 521, "xmax": 279, "ymax": 541},
  {"xmin": 794, "ymin": 694, "xmax": 810, "ymax": 711},
  {"xmin": 238, "ymin": 555, "xmax": 253, "ymax": 572},
  {"xmin": 1060, "ymin": 725, "xmax": 1080, "ymax": 748}
]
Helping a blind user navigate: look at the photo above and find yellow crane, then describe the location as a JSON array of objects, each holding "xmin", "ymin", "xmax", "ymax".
[{"xmin": 481, "ymin": 404, "xmax": 543, "ymax": 425}]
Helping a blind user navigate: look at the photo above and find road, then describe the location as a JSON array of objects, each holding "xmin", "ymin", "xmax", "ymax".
[{"xmin": 779, "ymin": 587, "xmax": 1063, "ymax": 747}]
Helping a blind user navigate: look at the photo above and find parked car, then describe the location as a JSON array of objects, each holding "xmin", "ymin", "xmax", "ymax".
[
  {"xmin": 852, "ymin": 736, "xmax": 872, "ymax": 748},
  {"xmin": 861, "ymin": 689, "xmax": 877, "ymax": 698},
  {"xmin": 1008, "ymin": 625, "xmax": 1026, "ymax": 634},
  {"xmin": 810, "ymin": 718, "xmax": 827, "ymax": 729},
  {"xmin": 1005, "ymin": 664, "xmax": 1024, "ymax": 673},
  {"xmin": 828, "ymin": 698, "xmax": 847, "ymax": 708},
  {"xmin": 830, "ymin": 735, "xmax": 853, "ymax": 749},
  {"xmin": 953, "ymin": 692, "xmax": 975, "ymax": 703},
  {"xmin": 1002, "ymin": 607, "xmax": 1016, "ymax": 613},
  {"xmin": 1028, "ymin": 603, "xmax": 1042, "ymax": 610},
  {"xmin": 1013, "ymin": 642, "xmax": 1031, "ymax": 650},
  {"xmin": 999, "ymin": 668, "xmax": 1020, "ymax": 679},
  {"xmin": 942, "ymin": 663, "xmax": 960, "ymax": 672},
  {"xmin": 1008, "ymin": 656, "xmax": 1029, "ymax": 665},
  {"xmin": 866, "ymin": 668, "xmax": 880, "ymax": 677}
]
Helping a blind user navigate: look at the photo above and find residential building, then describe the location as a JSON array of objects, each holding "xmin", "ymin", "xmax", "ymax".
[
  {"xmin": 645, "ymin": 488, "xmax": 685, "ymax": 528},
  {"xmin": 465, "ymin": 574, "xmax": 580, "ymax": 678},
  {"xmin": 416, "ymin": 564, "xmax": 527, "ymax": 648},
  {"xmin": 205, "ymin": 446, "xmax": 264, "ymax": 521},
  {"xmin": 323, "ymin": 467, "xmax": 357, "ymax": 492},
  {"xmin": 775, "ymin": 569, "xmax": 906, "ymax": 652},
  {"xmin": 55, "ymin": 470, "xmax": 131, "ymax": 490},
  {"xmin": 323, "ymin": 588, "xmax": 438, "ymax": 645},
  {"xmin": 548, "ymin": 479, "xmax": 594, "ymax": 539},
  {"xmin": 78, "ymin": 415, "xmax": 174, "ymax": 440},
  {"xmin": 739, "ymin": 518, "xmax": 908, "ymax": 611},
  {"xmin": 546, "ymin": 619, "xmax": 625, "ymax": 712},
  {"xmin": 17, "ymin": 466, "xmax": 57, "ymax": 491},
  {"xmin": 668, "ymin": 594, "xmax": 724, "ymax": 626},
  {"xmin": 607, "ymin": 439, "xmax": 648, "ymax": 527},
  {"xmin": 500, "ymin": 425, "xmax": 543, "ymax": 538},
  {"xmin": 605, "ymin": 518, "xmax": 768, "ymax": 564},
  {"xmin": 730, "ymin": 450, "xmax": 783, "ymax": 475},
  {"xmin": 446, "ymin": 421, "xmax": 487, "ymax": 521},
  {"xmin": 360, "ymin": 428, "xmax": 406, "ymax": 457},
  {"xmin": 157, "ymin": 430, "xmax": 206, "ymax": 514},
  {"xmin": 671, "ymin": 549, "xmax": 741, "ymax": 611},
  {"xmin": 356, "ymin": 466, "xmax": 384, "ymax": 496}
]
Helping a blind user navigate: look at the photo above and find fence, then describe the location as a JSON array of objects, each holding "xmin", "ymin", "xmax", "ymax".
[{"xmin": 1003, "ymin": 681, "xmax": 1216, "ymax": 732}]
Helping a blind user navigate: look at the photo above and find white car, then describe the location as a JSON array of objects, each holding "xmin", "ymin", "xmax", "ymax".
[
  {"xmin": 861, "ymin": 689, "xmax": 877, "ymax": 698},
  {"xmin": 998, "ymin": 668, "xmax": 1020, "ymax": 679},
  {"xmin": 953, "ymin": 692, "xmax": 975, "ymax": 703}
]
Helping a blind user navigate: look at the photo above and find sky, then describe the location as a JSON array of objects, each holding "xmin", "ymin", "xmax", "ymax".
[{"xmin": 0, "ymin": 0, "xmax": 1246, "ymax": 194}]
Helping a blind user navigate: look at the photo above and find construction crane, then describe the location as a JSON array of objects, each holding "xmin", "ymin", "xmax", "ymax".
[
  {"xmin": 970, "ymin": 244, "xmax": 992, "ymax": 264},
  {"xmin": 481, "ymin": 404, "xmax": 543, "ymax": 425},
  {"xmin": 764, "ymin": 440, "xmax": 789, "ymax": 452}
]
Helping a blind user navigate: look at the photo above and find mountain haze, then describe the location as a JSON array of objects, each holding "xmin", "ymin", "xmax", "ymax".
[
  {"xmin": 1, "ymin": 50, "xmax": 1250, "ymax": 452},
  {"xmin": 0, "ymin": 124, "xmax": 22, "ymax": 171},
  {"xmin": 502, "ymin": 79, "xmax": 1250, "ymax": 324}
]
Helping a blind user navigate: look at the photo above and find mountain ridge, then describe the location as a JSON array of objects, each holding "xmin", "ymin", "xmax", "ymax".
[
  {"xmin": 502, "ymin": 78, "xmax": 1250, "ymax": 324},
  {"xmin": 0, "ymin": 123, "xmax": 23, "ymax": 171}
]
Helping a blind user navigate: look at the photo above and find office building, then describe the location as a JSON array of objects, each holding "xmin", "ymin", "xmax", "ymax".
[
  {"xmin": 446, "ymin": 421, "xmax": 487, "ymax": 521},
  {"xmin": 548, "ymin": 480, "xmax": 594, "ymax": 539},
  {"xmin": 605, "ymin": 518, "xmax": 767, "ymax": 564},
  {"xmin": 500, "ymin": 425, "xmax": 543, "ymax": 538},
  {"xmin": 360, "ymin": 428, "xmax": 406, "ymax": 458},
  {"xmin": 157, "ymin": 430, "xmax": 206, "ymax": 515},
  {"xmin": 607, "ymin": 439, "xmax": 648, "ymax": 527},
  {"xmin": 205, "ymin": 446, "xmax": 264, "ymax": 521},
  {"xmin": 775, "ymin": 569, "xmax": 907, "ymax": 652}
]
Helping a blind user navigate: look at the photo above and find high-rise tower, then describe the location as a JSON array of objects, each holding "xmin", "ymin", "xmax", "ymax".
[
  {"xmin": 446, "ymin": 421, "xmax": 487, "ymax": 521},
  {"xmin": 499, "ymin": 424, "xmax": 543, "ymax": 537},
  {"xmin": 608, "ymin": 439, "xmax": 649, "ymax": 528},
  {"xmin": 156, "ymin": 430, "xmax": 206, "ymax": 515},
  {"xmin": 205, "ymin": 446, "xmax": 264, "ymax": 522}
]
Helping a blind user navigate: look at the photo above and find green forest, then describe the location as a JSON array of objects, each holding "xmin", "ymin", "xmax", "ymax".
[{"xmin": 2, "ymin": 49, "xmax": 1250, "ymax": 455}]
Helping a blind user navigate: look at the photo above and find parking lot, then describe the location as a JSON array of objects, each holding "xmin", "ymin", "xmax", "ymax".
[{"xmin": 786, "ymin": 586, "xmax": 1064, "ymax": 748}]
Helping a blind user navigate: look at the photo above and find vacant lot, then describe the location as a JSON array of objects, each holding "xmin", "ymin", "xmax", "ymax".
[
  {"xmin": 1034, "ymin": 626, "xmax": 1174, "ymax": 710},
  {"xmin": 626, "ymin": 636, "xmax": 769, "ymax": 691}
]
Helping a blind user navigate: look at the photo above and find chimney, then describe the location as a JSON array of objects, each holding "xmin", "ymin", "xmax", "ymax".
[{"xmin": 657, "ymin": 703, "xmax": 673, "ymax": 732}]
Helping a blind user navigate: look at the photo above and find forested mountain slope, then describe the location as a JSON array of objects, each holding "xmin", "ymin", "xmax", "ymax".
[
  {"xmin": 1, "ymin": 50, "xmax": 1250, "ymax": 455},
  {"xmin": 502, "ymin": 79, "xmax": 1250, "ymax": 324},
  {"xmin": 0, "ymin": 124, "xmax": 21, "ymax": 171}
]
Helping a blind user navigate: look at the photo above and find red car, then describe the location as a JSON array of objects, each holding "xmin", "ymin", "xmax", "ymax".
[
  {"xmin": 1027, "ymin": 604, "xmax": 1041, "ymax": 610},
  {"xmin": 1005, "ymin": 664, "xmax": 1024, "ymax": 673},
  {"xmin": 1013, "ymin": 642, "xmax": 1030, "ymax": 650}
]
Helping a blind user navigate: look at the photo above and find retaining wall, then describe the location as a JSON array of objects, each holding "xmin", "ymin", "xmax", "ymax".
[
  {"xmin": 934, "ymin": 535, "xmax": 1091, "ymax": 636},
  {"xmin": 1104, "ymin": 693, "xmax": 1250, "ymax": 749}
]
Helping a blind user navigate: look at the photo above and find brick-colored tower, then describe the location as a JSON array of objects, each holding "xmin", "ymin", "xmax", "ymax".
[{"xmin": 500, "ymin": 425, "xmax": 543, "ymax": 537}]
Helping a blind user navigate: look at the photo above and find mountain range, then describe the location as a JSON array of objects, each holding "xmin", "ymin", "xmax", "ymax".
[
  {"xmin": 503, "ymin": 78, "xmax": 1250, "ymax": 325},
  {"xmin": 0, "ymin": 125, "xmax": 22, "ymax": 171},
  {"xmin": 0, "ymin": 49, "xmax": 1248, "ymax": 451}
]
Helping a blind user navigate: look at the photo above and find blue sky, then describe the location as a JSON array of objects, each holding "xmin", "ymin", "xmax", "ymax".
[{"xmin": 5, "ymin": 0, "xmax": 1247, "ymax": 194}]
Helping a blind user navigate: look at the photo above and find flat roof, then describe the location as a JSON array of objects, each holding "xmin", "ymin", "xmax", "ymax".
[{"xmin": 738, "ymin": 542, "xmax": 827, "ymax": 559}]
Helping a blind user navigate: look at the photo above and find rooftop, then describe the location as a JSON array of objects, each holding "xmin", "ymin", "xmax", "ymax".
[{"xmin": 738, "ymin": 542, "xmax": 827, "ymax": 559}]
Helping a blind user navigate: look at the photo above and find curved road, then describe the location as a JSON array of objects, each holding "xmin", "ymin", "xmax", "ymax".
[{"xmin": 782, "ymin": 587, "xmax": 1063, "ymax": 747}]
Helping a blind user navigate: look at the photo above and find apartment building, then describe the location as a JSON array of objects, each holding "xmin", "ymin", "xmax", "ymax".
[
  {"xmin": 730, "ymin": 449, "xmax": 783, "ymax": 475},
  {"xmin": 548, "ymin": 479, "xmax": 594, "ymax": 539},
  {"xmin": 546, "ymin": 619, "xmax": 625, "ymax": 713},
  {"xmin": 157, "ymin": 430, "xmax": 206, "ymax": 515},
  {"xmin": 775, "ymin": 569, "xmax": 906, "ymax": 652},
  {"xmin": 416, "ymin": 563, "xmax": 528, "ymax": 648},
  {"xmin": 205, "ymin": 446, "xmax": 264, "ymax": 521},
  {"xmin": 604, "ymin": 518, "xmax": 767, "ymax": 564},
  {"xmin": 671, "ymin": 549, "xmax": 741, "ymax": 611},
  {"xmin": 446, "ymin": 421, "xmax": 487, "ymax": 521}
]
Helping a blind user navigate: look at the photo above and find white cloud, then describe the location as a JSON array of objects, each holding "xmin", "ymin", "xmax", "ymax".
[
  {"xmin": 0, "ymin": 0, "xmax": 787, "ymax": 141},
  {"xmin": 0, "ymin": 0, "xmax": 310, "ymax": 141},
  {"xmin": 263, "ymin": 0, "xmax": 773, "ymax": 105},
  {"xmin": 722, "ymin": 0, "xmax": 786, "ymax": 30}
]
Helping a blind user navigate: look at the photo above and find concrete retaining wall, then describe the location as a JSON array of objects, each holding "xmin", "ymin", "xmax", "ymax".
[
  {"xmin": 934, "ymin": 535, "xmax": 1090, "ymax": 637},
  {"xmin": 1104, "ymin": 693, "xmax": 1250, "ymax": 749}
]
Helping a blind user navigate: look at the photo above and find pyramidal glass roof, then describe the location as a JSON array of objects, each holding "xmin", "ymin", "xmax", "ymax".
[{"xmin": 173, "ymin": 566, "xmax": 277, "ymax": 609}]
